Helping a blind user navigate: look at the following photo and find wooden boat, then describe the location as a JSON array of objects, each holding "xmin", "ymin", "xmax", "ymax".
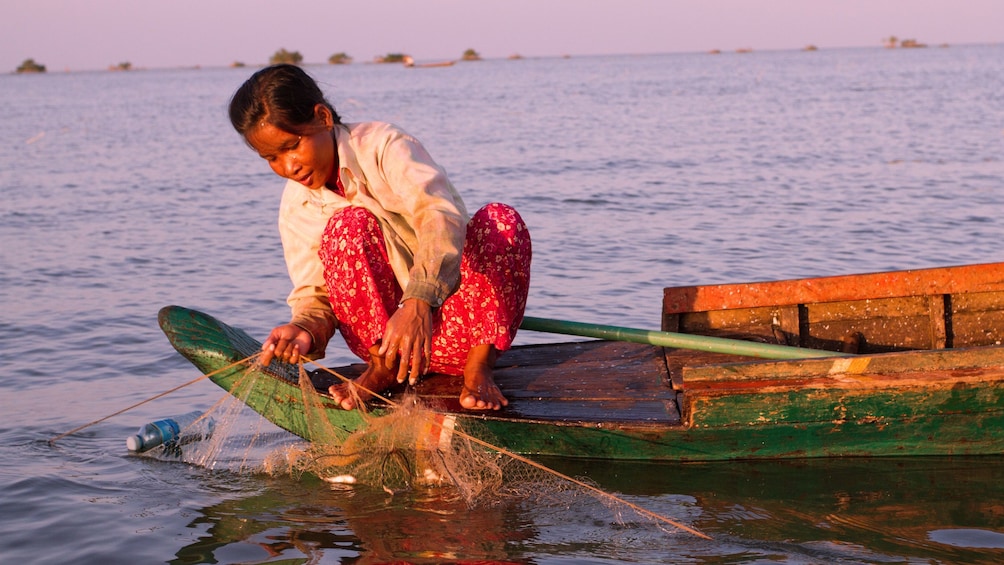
[{"xmin": 159, "ymin": 262, "xmax": 1004, "ymax": 461}]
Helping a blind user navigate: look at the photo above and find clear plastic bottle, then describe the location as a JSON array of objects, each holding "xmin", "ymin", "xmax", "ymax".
[{"xmin": 125, "ymin": 410, "xmax": 214, "ymax": 453}]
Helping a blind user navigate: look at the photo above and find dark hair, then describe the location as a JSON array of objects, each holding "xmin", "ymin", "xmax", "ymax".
[{"xmin": 228, "ymin": 64, "xmax": 341, "ymax": 138}]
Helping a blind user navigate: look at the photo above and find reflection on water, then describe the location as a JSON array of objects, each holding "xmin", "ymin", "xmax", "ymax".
[
  {"xmin": 929, "ymin": 529, "xmax": 1004, "ymax": 550},
  {"xmin": 171, "ymin": 476, "xmax": 533, "ymax": 564},
  {"xmin": 163, "ymin": 456, "xmax": 1004, "ymax": 563}
]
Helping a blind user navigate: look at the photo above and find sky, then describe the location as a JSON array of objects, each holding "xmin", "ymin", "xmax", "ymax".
[{"xmin": 3, "ymin": 0, "xmax": 1003, "ymax": 72}]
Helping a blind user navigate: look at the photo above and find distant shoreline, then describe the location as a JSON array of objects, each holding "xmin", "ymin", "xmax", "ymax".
[{"xmin": 9, "ymin": 41, "xmax": 1000, "ymax": 75}]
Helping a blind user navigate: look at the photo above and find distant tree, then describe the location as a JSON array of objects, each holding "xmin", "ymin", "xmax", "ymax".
[
  {"xmin": 109, "ymin": 61, "xmax": 132, "ymax": 71},
  {"xmin": 328, "ymin": 52, "xmax": 352, "ymax": 65},
  {"xmin": 374, "ymin": 53, "xmax": 408, "ymax": 63},
  {"xmin": 461, "ymin": 48, "xmax": 481, "ymax": 61},
  {"xmin": 231, "ymin": 61, "xmax": 246, "ymax": 68},
  {"xmin": 883, "ymin": 36, "xmax": 898, "ymax": 48},
  {"xmin": 270, "ymin": 48, "xmax": 303, "ymax": 65},
  {"xmin": 16, "ymin": 58, "xmax": 46, "ymax": 73}
]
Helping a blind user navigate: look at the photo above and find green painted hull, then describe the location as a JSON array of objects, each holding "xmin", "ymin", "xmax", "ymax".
[{"xmin": 159, "ymin": 304, "xmax": 1004, "ymax": 461}]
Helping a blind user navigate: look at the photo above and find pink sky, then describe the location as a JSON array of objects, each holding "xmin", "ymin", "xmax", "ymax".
[{"xmin": 3, "ymin": 0, "xmax": 1002, "ymax": 72}]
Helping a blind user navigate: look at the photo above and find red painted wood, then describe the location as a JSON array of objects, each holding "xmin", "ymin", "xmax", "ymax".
[{"xmin": 663, "ymin": 262, "xmax": 1004, "ymax": 314}]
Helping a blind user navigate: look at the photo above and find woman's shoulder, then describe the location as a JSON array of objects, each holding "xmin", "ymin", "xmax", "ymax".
[
  {"xmin": 345, "ymin": 121, "xmax": 416, "ymax": 143},
  {"xmin": 343, "ymin": 122, "xmax": 430, "ymax": 164}
]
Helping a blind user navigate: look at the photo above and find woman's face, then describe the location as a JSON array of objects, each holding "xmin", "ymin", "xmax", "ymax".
[{"xmin": 246, "ymin": 104, "xmax": 336, "ymax": 190}]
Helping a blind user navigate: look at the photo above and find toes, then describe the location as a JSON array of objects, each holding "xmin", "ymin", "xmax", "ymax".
[
  {"xmin": 460, "ymin": 387, "xmax": 506, "ymax": 411},
  {"xmin": 328, "ymin": 384, "xmax": 357, "ymax": 411},
  {"xmin": 460, "ymin": 391, "xmax": 476, "ymax": 409}
]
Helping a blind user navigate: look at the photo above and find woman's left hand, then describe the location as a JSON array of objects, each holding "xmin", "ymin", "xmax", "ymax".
[{"xmin": 379, "ymin": 298, "xmax": 434, "ymax": 385}]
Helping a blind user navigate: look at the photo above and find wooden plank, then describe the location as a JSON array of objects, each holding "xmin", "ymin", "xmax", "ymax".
[
  {"xmin": 663, "ymin": 262, "xmax": 1004, "ymax": 314},
  {"xmin": 954, "ymin": 290, "xmax": 1004, "ymax": 311},
  {"xmin": 778, "ymin": 305, "xmax": 800, "ymax": 346},
  {"xmin": 951, "ymin": 291, "xmax": 1004, "ymax": 347},
  {"xmin": 481, "ymin": 410, "xmax": 1004, "ymax": 460},
  {"xmin": 682, "ymin": 345, "xmax": 1004, "ymax": 385},
  {"xmin": 803, "ymin": 296, "xmax": 929, "ymax": 323},
  {"xmin": 929, "ymin": 294, "xmax": 947, "ymax": 349},
  {"xmin": 677, "ymin": 306, "xmax": 776, "ymax": 332},
  {"xmin": 683, "ymin": 374, "xmax": 1004, "ymax": 428},
  {"xmin": 801, "ymin": 316, "xmax": 932, "ymax": 352}
]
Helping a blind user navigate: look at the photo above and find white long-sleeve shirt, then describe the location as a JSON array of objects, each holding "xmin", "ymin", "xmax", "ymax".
[{"xmin": 278, "ymin": 121, "xmax": 469, "ymax": 358}]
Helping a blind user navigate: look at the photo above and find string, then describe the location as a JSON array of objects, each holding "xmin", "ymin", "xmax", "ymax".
[{"xmin": 48, "ymin": 352, "xmax": 262, "ymax": 445}]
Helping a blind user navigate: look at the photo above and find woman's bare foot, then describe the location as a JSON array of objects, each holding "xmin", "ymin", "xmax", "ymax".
[
  {"xmin": 329, "ymin": 346, "xmax": 398, "ymax": 410},
  {"xmin": 460, "ymin": 344, "xmax": 507, "ymax": 410}
]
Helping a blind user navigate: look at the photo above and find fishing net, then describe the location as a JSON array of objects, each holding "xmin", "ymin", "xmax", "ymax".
[
  {"xmin": 259, "ymin": 364, "xmax": 564, "ymax": 506},
  {"xmin": 139, "ymin": 360, "xmax": 559, "ymax": 506},
  {"xmin": 130, "ymin": 358, "xmax": 707, "ymax": 537}
]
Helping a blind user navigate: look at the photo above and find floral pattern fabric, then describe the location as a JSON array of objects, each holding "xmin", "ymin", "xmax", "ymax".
[{"xmin": 318, "ymin": 203, "xmax": 531, "ymax": 376}]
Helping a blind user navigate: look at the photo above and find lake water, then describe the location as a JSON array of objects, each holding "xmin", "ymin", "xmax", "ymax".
[{"xmin": 2, "ymin": 44, "xmax": 1004, "ymax": 563}]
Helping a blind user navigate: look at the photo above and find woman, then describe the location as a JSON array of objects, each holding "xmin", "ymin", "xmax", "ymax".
[{"xmin": 228, "ymin": 64, "xmax": 531, "ymax": 410}]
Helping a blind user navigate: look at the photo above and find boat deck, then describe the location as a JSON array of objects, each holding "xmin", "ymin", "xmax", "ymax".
[{"xmin": 309, "ymin": 340, "xmax": 700, "ymax": 428}]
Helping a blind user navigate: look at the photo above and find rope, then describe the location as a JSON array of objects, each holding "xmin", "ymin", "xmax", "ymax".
[{"xmin": 48, "ymin": 353, "xmax": 262, "ymax": 445}]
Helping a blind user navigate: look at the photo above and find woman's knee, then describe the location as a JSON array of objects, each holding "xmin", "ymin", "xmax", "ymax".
[
  {"xmin": 325, "ymin": 206, "xmax": 381, "ymax": 239},
  {"xmin": 470, "ymin": 203, "xmax": 527, "ymax": 239}
]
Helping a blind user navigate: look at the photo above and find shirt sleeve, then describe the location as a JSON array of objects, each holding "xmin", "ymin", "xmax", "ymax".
[
  {"xmin": 371, "ymin": 128, "xmax": 468, "ymax": 307},
  {"xmin": 278, "ymin": 181, "xmax": 339, "ymax": 358}
]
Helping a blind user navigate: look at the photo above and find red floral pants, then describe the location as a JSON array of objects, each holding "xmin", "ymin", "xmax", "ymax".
[{"xmin": 318, "ymin": 203, "xmax": 531, "ymax": 376}]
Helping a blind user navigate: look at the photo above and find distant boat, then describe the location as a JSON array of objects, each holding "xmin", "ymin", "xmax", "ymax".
[{"xmin": 403, "ymin": 56, "xmax": 455, "ymax": 68}]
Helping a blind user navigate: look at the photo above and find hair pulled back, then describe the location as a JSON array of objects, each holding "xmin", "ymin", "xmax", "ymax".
[{"xmin": 228, "ymin": 64, "xmax": 341, "ymax": 138}]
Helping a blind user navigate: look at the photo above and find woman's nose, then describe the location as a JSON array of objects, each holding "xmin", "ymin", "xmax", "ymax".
[{"xmin": 284, "ymin": 157, "xmax": 301, "ymax": 177}]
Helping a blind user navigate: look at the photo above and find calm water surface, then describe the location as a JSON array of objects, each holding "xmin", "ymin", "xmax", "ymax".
[{"xmin": 2, "ymin": 45, "xmax": 1004, "ymax": 563}]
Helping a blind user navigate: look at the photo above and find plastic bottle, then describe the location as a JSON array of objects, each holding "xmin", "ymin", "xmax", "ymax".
[{"xmin": 125, "ymin": 410, "xmax": 214, "ymax": 453}]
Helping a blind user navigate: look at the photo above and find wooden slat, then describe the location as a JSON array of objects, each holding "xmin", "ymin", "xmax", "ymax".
[
  {"xmin": 682, "ymin": 345, "xmax": 1004, "ymax": 385},
  {"xmin": 778, "ymin": 306, "xmax": 800, "ymax": 346},
  {"xmin": 803, "ymin": 296, "xmax": 929, "ymax": 323},
  {"xmin": 802, "ymin": 316, "xmax": 932, "ymax": 352},
  {"xmin": 929, "ymin": 295, "xmax": 947, "ymax": 349},
  {"xmin": 663, "ymin": 262, "xmax": 1004, "ymax": 314}
]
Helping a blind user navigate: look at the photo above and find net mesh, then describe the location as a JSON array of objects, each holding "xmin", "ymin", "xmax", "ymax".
[
  {"xmin": 140, "ymin": 363, "xmax": 558, "ymax": 506},
  {"xmin": 133, "ymin": 362, "xmax": 707, "ymax": 537}
]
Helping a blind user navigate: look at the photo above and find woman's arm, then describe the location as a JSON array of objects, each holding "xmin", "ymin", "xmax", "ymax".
[{"xmin": 277, "ymin": 180, "xmax": 339, "ymax": 358}]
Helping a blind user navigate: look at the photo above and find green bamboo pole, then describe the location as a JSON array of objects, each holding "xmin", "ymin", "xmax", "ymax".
[{"xmin": 519, "ymin": 316, "xmax": 851, "ymax": 360}]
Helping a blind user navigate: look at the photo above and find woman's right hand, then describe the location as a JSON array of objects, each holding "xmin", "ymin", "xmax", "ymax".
[{"xmin": 261, "ymin": 323, "xmax": 313, "ymax": 365}]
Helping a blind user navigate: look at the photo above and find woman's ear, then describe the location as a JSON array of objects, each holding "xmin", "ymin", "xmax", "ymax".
[{"xmin": 315, "ymin": 104, "xmax": 334, "ymax": 129}]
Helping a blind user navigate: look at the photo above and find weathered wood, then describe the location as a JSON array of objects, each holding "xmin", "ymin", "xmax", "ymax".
[
  {"xmin": 682, "ymin": 344, "xmax": 1004, "ymax": 383},
  {"xmin": 664, "ymin": 263, "xmax": 1004, "ymax": 355},
  {"xmin": 663, "ymin": 262, "xmax": 1004, "ymax": 313},
  {"xmin": 928, "ymin": 294, "xmax": 947, "ymax": 349}
]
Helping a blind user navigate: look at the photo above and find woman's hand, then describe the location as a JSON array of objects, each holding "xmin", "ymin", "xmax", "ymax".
[
  {"xmin": 379, "ymin": 298, "xmax": 433, "ymax": 384},
  {"xmin": 261, "ymin": 323, "xmax": 313, "ymax": 365}
]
